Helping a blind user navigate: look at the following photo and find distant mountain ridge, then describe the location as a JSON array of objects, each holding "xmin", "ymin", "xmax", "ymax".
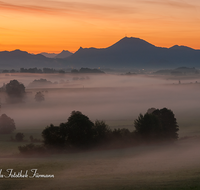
[
  {"xmin": 65, "ymin": 37, "xmax": 200, "ymax": 69},
  {"xmin": 1, "ymin": 37, "xmax": 200, "ymax": 69},
  {"xmin": 0, "ymin": 49, "xmax": 64, "ymax": 69},
  {"xmin": 55, "ymin": 50, "xmax": 73, "ymax": 59},
  {"xmin": 40, "ymin": 50, "xmax": 73, "ymax": 59},
  {"xmin": 40, "ymin": 52, "xmax": 58, "ymax": 58}
]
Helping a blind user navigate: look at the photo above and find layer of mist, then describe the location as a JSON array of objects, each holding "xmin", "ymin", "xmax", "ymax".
[{"xmin": 0, "ymin": 73, "xmax": 200, "ymax": 137}]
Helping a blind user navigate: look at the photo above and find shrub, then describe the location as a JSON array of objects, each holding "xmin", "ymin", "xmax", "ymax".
[{"xmin": 18, "ymin": 143, "xmax": 46, "ymax": 155}]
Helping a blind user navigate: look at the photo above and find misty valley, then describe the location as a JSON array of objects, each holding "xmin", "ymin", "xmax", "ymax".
[
  {"xmin": 2, "ymin": 0, "xmax": 200, "ymax": 187},
  {"xmin": 0, "ymin": 71, "xmax": 200, "ymax": 189}
]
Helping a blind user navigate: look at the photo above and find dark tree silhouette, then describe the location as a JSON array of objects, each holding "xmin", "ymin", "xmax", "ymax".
[
  {"xmin": 15, "ymin": 133, "xmax": 24, "ymax": 141},
  {"xmin": 0, "ymin": 114, "xmax": 16, "ymax": 134},
  {"xmin": 29, "ymin": 79, "xmax": 52, "ymax": 87},
  {"xmin": 65, "ymin": 111, "xmax": 95, "ymax": 148},
  {"xmin": 43, "ymin": 68, "xmax": 56, "ymax": 73},
  {"xmin": 42, "ymin": 124, "xmax": 66, "ymax": 148},
  {"xmin": 5, "ymin": 80, "xmax": 25, "ymax": 103},
  {"xmin": 134, "ymin": 108, "xmax": 179, "ymax": 142},
  {"xmin": 151, "ymin": 108, "xmax": 179, "ymax": 141},
  {"xmin": 41, "ymin": 112, "xmax": 112, "ymax": 150},
  {"xmin": 112, "ymin": 128, "xmax": 132, "ymax": 139},
  {"xmin": 134, "ymin": 113, "xmax": 161, "ymax": 141},
  {"xmin": 93, "ymin": 120, "xmax": 111, "ymax": 143},
  {"xmin": 35, "ymin": 91, "xmax": 45, "ymax": 102}
]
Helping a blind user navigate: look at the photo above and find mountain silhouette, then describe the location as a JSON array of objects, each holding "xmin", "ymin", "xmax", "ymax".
[
  {"xmin": 0, "ymin": 49, "xmax": 61, "ymax": 69},
  {"xmin": 1, "ymin": 37, "xmax": 200, "ymax": 69},
  {"xmin": 65, "ymin": 37, "xmax": 200, "ymax": 69},
  {"xmin": 56, "ymin": 50, "xmax": 73, "ymax": 59},
  {"xmin": 107, "ymin": 37, "xmax": 156, "ymax": 50},
  {"xmin": 40, "ymin": 52, "xmax": 58, "ymax": 58},
  {"xmin": 40, "ymin": 50, "xmax": 73, "ymax": 59}
]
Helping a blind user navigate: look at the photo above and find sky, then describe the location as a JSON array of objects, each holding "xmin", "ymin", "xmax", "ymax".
[{"xmin": 0, "ymin": 0, "xmax": 200, "ymax": 53}]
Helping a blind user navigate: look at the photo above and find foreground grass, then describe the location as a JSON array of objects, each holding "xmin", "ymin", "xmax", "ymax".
[
  {"xmin": 0, "ymin": 139, "xmax": 200, "ymax": 190},
  {"xmin": 1, "ymin": 126, "xmax": 200, "ymax": 190}
]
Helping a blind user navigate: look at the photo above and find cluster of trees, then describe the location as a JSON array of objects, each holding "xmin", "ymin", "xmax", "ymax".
[
  {"xmin": 20, "ymin": 68, "xmax": 43, "ymax": 73},
  {"xmin": 5, "ymin": 80, "xmax": 26, "ymax": 103},
  {"xmin": 2, "ymin": 69, "xmax": 16, "ymax": 73},
  {"xmin": 28, "ymin": 78, "xmax": 52, "ymax": 87},
  {"xmin": 71, "ymin": 68, "xmax": 105, "ymax": 74},
  {"xmin": 3, "ymin": 79, "xmax": 45, "ymax": 103},
  {"xmin": 134, "ymin": 108, "xmax": 179, "ymax": 142},
  {"xmin": 2, "ymin": 67, "xmax": 106, "ymax": 74},
  {"xmin": 42, "ymin": 111, "xmax": 109, "ymax": 150},
  {"xmin": 43, "ymin": 68, "xmax": 57, "ymax": 73},
  {"xmin": 20, "ymin": 67, "xmax": 65, "ymax": 73},
  {"xmin": 1, "ymin": 68, "xmax": 66, "ymax": 74},
  {"xmin": 19, "ymin": 108, "xmax": 179, "ymax": 154}
]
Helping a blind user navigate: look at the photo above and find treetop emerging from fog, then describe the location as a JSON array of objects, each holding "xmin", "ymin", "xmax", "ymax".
[
  {"xmin": 134, "ymin": 108, "xmax": 179, "ymax": 142},
  {"xmin": 39, "ymin": 108, "xmax": 179, "ymax": 154},
  {"xmin": 5, "ymin": 80, "xmax": 26, "ymax": 103}
]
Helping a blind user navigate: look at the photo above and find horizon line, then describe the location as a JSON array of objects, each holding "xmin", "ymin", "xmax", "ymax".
[{"xmin": 1, "ymin": 36, "xmax": 199, "ymax": 54}]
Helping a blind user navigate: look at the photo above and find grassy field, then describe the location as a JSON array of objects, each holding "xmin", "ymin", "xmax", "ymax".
[{"xmin": 1, "ymin": 130, "xmax": 200, "ymax": 190}]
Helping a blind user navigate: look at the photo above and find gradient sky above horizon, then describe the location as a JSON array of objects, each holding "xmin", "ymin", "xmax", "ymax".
[{"xmin": 0, "ymin": 0, "xmax": 200, "ymax": 53}]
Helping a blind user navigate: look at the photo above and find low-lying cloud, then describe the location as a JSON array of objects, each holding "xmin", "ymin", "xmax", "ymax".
[{"xmin": 0, "ymin": 73, "xmax": 200, "ymax": 138}]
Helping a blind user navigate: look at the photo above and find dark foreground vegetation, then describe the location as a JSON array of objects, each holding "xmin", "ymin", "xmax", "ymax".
[{"xmin": 19, "ymin": 108, "xmax": 179, "ymax": 155}]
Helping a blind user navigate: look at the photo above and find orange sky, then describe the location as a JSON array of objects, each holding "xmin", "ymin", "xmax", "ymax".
[{"xmin": 0, "ymin": 0, "xmax": 200, "ymax": 53}]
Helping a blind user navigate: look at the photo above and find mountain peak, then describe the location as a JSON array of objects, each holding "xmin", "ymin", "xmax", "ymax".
[
  {"xmin": 107, "ymin": 37, "xmax": 155, "ymax": 51},
  {"xmin": 56, "ymin": 50, "xmax": 73, "ymax": 59},
  {"xmin": 8, "ymin": 49, "xmax": 30, "ymax": 56}
]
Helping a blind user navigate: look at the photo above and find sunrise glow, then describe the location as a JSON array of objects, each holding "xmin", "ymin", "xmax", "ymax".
[{"xmin": 1, "ymin": 0, "xmax": 200, "ymax": 53}]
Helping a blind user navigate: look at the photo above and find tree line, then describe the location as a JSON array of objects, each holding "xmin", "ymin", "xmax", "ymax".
[
  {"xmin": 0, "ymin": 79, "xmax": 179, "ymax": 155},
  {"xmin": 19, "ymin": 108, "xmax": 179, "ymax": 155},
  {"xmin": 0, "ymin": 79, "xmax": 45, "ymax": 103},
  {"xmin": 2, "ymin": 67, "xmax": 65, "ymax": 74},
  {"xmin": 2, "ymin": 67, "xmax": 105, "ymax": 74}
]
